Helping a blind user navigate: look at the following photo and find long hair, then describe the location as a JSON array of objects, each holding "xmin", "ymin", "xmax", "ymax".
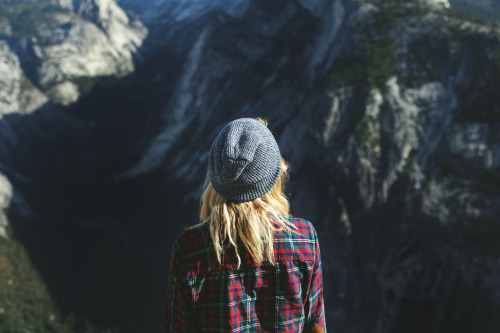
[{"xmin": 192, "ymin": 121, "xmax": 294, "ymax": 268}]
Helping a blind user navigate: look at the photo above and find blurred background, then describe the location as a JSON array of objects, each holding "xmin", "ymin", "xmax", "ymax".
[{"xmin": 0, "ymin": 0, "xmax": 500, "ymax": 332}]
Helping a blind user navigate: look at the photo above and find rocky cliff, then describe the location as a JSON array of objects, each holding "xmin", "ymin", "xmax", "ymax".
[
  {"xmin": 0, "ymin": 0, "xmax": 148, "ymax": 331},
  {"xmin": 0, "ymin": 0, "xmax": 146, "ymax": 108},
  {"xmin": 1, "ymin": 0, "xmax": 499, "ymax": 332},
  {"xmin": 0, "ymin": 173, "xmax": 12, "ymax": 238},
  {"xmin": 119, "ymin": 1, "xmax": 500, "ymax": 331},
  {"xmin": 0, "ymin": 0, "xmax": 146, "ymax": 219}
]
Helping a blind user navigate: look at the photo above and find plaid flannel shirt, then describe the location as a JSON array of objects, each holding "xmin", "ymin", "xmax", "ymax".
[{"xmin": 164, "ymin": 217, "xmax": 326, "ymax": 332}]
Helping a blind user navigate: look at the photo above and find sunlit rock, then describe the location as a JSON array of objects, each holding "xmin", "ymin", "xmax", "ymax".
[
  {"xmin": 0, "ymin": 173, "xmax": 12, "ymax": 238},
  {"xmin": 46, "ymin": 81, "xmax": 80, "ymax": 106},
  {"xmin": 35, "ymin": 7, "xmax": 146, "ymax": 89},
  {"xmin": 0, "ymin": 0, "xmax": 147, "ymax": 112},
  {"xmin": 0, "ymin": 41, "xmax": 22, "ymax": 116},
  {"xmin": 423, "ymin": 0, "xmax": 451, "ymax": 9}
]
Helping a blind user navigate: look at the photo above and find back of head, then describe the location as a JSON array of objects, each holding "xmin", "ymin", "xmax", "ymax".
[
  {"xmin": 208, "ymin": 118, "xmax": 282, "ymax": 201},
  {"xmin": 198, "ymin": 118, "xmax": 293, "ymax": 267}
]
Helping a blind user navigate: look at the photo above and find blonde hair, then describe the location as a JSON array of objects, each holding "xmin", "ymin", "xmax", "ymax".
[{"xmin": 192, "ymin": 119, "xmax": 294, "ymax": 268}]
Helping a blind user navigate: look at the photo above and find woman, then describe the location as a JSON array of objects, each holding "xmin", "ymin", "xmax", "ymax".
[{"xmin": 164, "ymin": 118, "xmax": 326, "ymax": 332}]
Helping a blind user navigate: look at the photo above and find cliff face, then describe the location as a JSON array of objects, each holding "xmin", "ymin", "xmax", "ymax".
[
  {"xmin": 1, "ymin": 0, "xmax": 500, "ymax": 332},
  {"xmin": 0, "ymin": 173, "xmax": 12, "ymax": 238},
  {"xmin": 118, "ymin": 0, "xmax": 350, "ymax": 181},
  {"xmin": 0, "ymin": 40, "xmax": 47, "ymax": 116},
  {"xmin": 0, "ymin": 0, "xmax": 146, "ymax": 107},
  {"xmin": 0, "ymin": 4, "xmax": 147, "ymax": 328},
  {"xmin": 118, "ymin": 0, "xmax": 500, "ymax": 331},
  {"xmin": 0, "ymin": 0, "xmax": 146, "ymax": 220},
  {"xmin": 312, "ymin": 4, "xmax": 500, "ymax": 330}
]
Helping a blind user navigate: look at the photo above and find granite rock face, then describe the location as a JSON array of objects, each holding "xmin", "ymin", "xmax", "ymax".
[
  {"xmin": 0, "ymin": 172, "xmax": 12, "ymax": 238},
  {"xmin": 117, "ymin": 0, "xmax": 500, "ymax": 331},
  {"xmin": 118, "ymin": 0, "xmax": 350, "ymax": 179},
  {"xmin": 0, "ymin": 0, "xmax": 146, "ymax": 227},
  {"xmin": 0, "ymin": 40, "xmax": 47, "ymax": 116},
  {"xmin": 0, "ymin": 0, "xmax": 146, "ymax": 107}
]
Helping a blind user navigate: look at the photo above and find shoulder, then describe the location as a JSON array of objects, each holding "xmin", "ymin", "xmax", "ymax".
[
  {"xmin": 172, "ymin": 223, "xmax": 213, "ymax": 263},
  {"xmin": 286, "ymin": 217, "xmax": 318, "ymax": 238},
  {"xmin": 274, "ymin": 217, "xmax": 319, "ymax": 262}
]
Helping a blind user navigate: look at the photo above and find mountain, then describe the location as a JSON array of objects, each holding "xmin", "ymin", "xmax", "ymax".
[
  {"xmin": 117, "ymin": 1, "xmax": 500, "ymax": 331},
  {"xmin": 0, "ymin": 0, "xmax": 147, "ymax": 224},
  {"xmin": 1, "ymin": 0, "xmax": 499, "ymax": 332}
]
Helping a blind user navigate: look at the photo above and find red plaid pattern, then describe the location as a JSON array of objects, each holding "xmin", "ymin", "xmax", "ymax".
[{"xmin": 164, "ymin": 217, "xmax": 326, "ymax": 332}]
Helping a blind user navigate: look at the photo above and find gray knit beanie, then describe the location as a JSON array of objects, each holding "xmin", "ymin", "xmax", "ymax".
[{"xmin": 208, "ymin": 118, "xmax": 281, "ymax": 201}]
